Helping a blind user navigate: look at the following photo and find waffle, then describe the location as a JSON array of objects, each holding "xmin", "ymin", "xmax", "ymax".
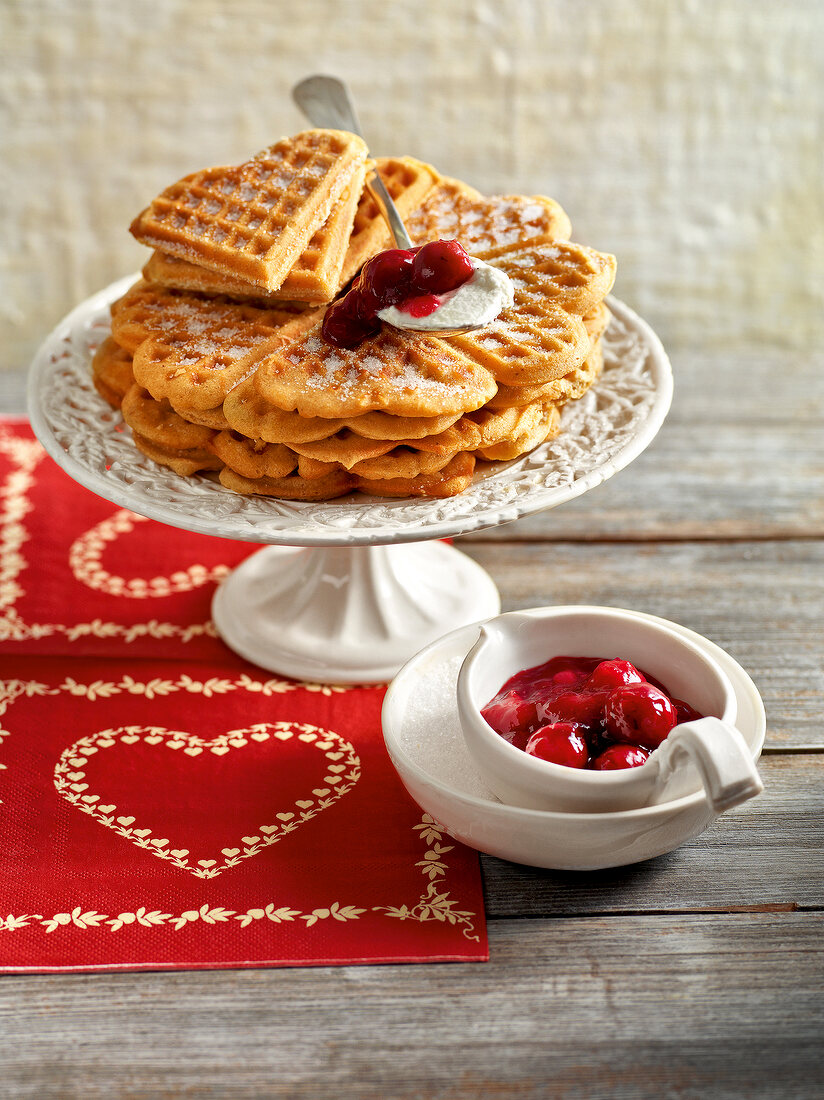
[
  {"xmin": 219, "ymin": 465, "xmax": 355, "ymax": 500},
  {"xmin": 279, "ymin": 397, "xmax": 549, "ymax": 470},
  {"xmin": 121, "ymin": 384, "xmax": 216, "ymax": 452},
  {"xmin": 213, "ymin": 400, "xmax": 462, "ymax": 445},
  {"xmin": 109, "ymin": 281, "xmax": 306, "ymax": 411},
  {"xmin": 219, "ymin": 451, "xmax": 476, "ymax": 500},
  {"xmin": 445, "ymin": 240, "xmax": 615, "ymax": 388},
  {"xmin": 356, "ymin": 452, "xmax": 476, "ymax": 499},
  {"xmin": 224, "ymin": 327, "xmax": 497, "ymax": 421},
  {"xmin": 293, "ymin": 455, "xmax": 345, "ymax": 480},
  {"xmin": 141, "ymin": 164, "xmax": 367, "ymax": 305},
  {"xmin": 339, "ymin": 157, "xmax": 441, "ymax": 283},
  {"xmin": 348, "ymin": 446, "xmax": 460, "ymax": 480},
  {"xmin": 283, "ymin": 430, "xmax": 403, "ymax": 469},
  {"xmin": 487, "ymin": 339, "xmax": 604, "ymax": 410},
  {"xmin": 166, "ymin": 402, "xmax": 231, "ymax": 430},
  {"xmin": 110, "ymin": 281, "xmax": 300, "ymax": 353},
  {"xmin": 130, "ymin": 129, "xmax": 368, "ymax": 291},
  {"xmin": 450, "ymin": 305, "xmax": 590, "ymax": 388},
  {"xmin": 479, "ymin": 239, "xmax": 617, "ymax": 316},
  {"xmin": 91, "ymin": 338, "xmax": 134, "ymax": 408},
  {"xmin": 476, "ymin": 402, "xmax": 562, "ymax": 462},
  {"xmin": 142, "ymin": 251, "xmax": 292, "ymax": 305},
  {"xmin": 120, "ymin": 384, "xmax": 223, "ymax": 477},
  {"xmin": 208, "ymin": 431, "xmax": 299, "ymax": 479},
  {"xmin": 133, "ymin": 433, "xmax": 224, "ymax": 477},
  {"xmin": 406, "ymin": 181, "xmax": 572, "ymax": 253},
  {"xmin": 583, "ymin": 302, "xmax": 611, "ymax": 342}
]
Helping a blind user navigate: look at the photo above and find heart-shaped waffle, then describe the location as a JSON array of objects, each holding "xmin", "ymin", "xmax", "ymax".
[
  {"xmin": 120, "ymin": 385, "xmax": 223, "ymax": 476},
  {"xmin": 131, "ymin": 432, "xmax": 224, "ymax": 478},
  {"xmin": 217, "ymin": 396, "xmax": 463, "ymax": 445},
  {"xmin": 406, "ymin": 180, "xmax": 572, "ymax": 252},
  {"xmin": 449, "ymin": 305, "xmax": 590, "ymax": 388},
  {"xmin": 130, "ymin": 129, "xmax": 368, "ymax": 291},
  {"xmin": 110, "ymin": 280, "xmax": 298, "ymax": 354},
  {"xmin": 486, "ymin": 340, "xmax": 603, "ymax": 410},
  {"xmin": 121, "ymin": 384, "xmax": 216, "ymax": 452},
  {"xmin": 225, "ymin": 327, "xmax": 498, "ymax": 420},
  {"xmin": 480, "ymin": 239, "xmax": 617, "ymax": 317},
  {"xmin": 441, "ymin": 240, "xmax": 614, "ymax": 390},
  {"xmin": 110, "ymin": 281, "xmax": 306, "ymax": 411},
  {"xmin": 141, "ymin": 163, "xmax": 367, "ymax": 305}
]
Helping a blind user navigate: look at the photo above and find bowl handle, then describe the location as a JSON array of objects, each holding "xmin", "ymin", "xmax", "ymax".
[{"xmin": 658, "ymin": 717, "xmax": 763, "ymax": 812}]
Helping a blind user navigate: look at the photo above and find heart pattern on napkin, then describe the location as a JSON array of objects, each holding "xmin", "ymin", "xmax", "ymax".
[
  {"xmin": 54, "ymin": 722, "xmax": 360, "ymax": 878},
  {"xmin": 69, "ymin": 508, "xmax": 230, "ymax": 599}
]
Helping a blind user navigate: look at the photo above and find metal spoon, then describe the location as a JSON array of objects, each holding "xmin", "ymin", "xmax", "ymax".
[{"xmin": 291, "ymin": 74, "xmax": 488, "ymax": 337}]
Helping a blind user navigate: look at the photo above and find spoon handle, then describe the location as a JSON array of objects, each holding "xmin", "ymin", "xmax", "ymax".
[{"xmin": 291, "ymin": 75, "xmax": 414, "ymax": 250}]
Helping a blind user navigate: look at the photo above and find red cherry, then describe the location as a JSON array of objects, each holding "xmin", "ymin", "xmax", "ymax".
[
  {"xmin": 321, "ymin": 293, "xmax": 379, "ymax": 349},
  {"xmin": 400, "ymin": 293, "xmax": 440, "ymax": 318},
  {"xmin": 525, "ymin": 723, "xmax": 588, "ymax": 769},
  {"xmin": 591, "ymin": 744, "xmax": 650, "ymax": 771},
  {"xmin": 481, "ymin": 689, "xmax": 539, "ymax": 741},
  {"xmin": 672, "ymin": 698, "xmax": 704, "ymax": 724},
  {"xmin": 358, "ymin": 249, "xmax": 415, "ymax": 313},
  {"xmin": 551, "ymin": 669, "xmax": 580, "ymax": 687},
  {"xmin": 586, "ymin": 659, "xmax": 644, "ymax": 692},
  {"xmin": 540, "ymin": 689, "xmax": 604, "ymax": 731},
  {"xmin": 411, "ymin": 239, "xmax": 474, "ymax": 294},
  {"xmin": 603, "ymin": 683, "xmax": 677, "ymax": 749}
]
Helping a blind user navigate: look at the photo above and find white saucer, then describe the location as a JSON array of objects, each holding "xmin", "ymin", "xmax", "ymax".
[{"xmin": 382, "ymin": 612, "xmax": 766, "ymax": 870}]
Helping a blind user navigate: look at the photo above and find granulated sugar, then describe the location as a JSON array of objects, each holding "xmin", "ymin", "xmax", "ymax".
[{"xmin": 396, "ymin": 653, "xmax": 498, "ymax": 801}]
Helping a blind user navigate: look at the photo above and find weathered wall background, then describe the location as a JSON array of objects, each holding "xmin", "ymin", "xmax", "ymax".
[{"xmin": 1, "ymin": 0, "xmax": 822, "ymax": 369}]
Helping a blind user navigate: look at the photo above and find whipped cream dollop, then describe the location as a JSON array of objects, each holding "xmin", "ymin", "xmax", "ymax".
[{"xmin": 378, "ymin": 260, "xmax": 514, "ymax": 332}]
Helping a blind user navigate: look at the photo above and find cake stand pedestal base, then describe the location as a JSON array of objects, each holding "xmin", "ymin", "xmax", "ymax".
[{"xmin": 211, "ymin": 540, "xmax": 501, "ymax": 683}]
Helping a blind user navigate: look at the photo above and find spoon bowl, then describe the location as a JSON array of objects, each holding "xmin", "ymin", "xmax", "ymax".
[{"xmin": 384, "ymin": 321, "xmax": 486, "ymax": 338}]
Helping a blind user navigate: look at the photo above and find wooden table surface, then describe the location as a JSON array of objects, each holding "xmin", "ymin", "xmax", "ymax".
[{"xmin": 0, "ymin": 341, "xmax": 822, "ymax": 1098}]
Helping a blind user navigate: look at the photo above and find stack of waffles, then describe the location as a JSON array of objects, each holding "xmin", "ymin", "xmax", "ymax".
[{"xmin": 94, "ymin": 128, "xmax": 616, "ymax": 500}]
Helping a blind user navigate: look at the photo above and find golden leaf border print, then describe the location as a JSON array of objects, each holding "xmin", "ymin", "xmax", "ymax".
[{"xmin": 0, "ymin": 676, "xmax": 480, "ymax": 943}]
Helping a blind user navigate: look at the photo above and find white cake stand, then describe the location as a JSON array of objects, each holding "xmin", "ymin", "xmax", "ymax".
[{"xmin": 28, "ymin": 275, "xmax": 672, "ymax": 682}]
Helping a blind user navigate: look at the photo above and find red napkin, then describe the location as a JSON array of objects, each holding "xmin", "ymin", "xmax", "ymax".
[{"xmin": 0, "ymin": 420, "xmax": 487, "ymax": 971}]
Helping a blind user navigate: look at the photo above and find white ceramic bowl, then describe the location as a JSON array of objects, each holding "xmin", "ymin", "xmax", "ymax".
[
  {"xmin": 456, "ymin": 606, "xmax": 763, "ymax": 813},
  {"xmin": 381, "ymin": 616, "xmax": 766, "ymax": 870}
]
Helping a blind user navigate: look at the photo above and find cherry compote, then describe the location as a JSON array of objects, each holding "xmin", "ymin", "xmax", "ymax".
[
  {"xmin": 321, "ymin": 239, "xmax": 475, "ymax": 349},
  {"xmin": 525, "ymin": 724, "xmax": 588, "ymax": 769},
  {"xmin": 480, "ymin": 655, "xmax": 704, "ymax": 771},
  {"xmin": 412, "ymin": 239, "xmax": 475, "ymax": 294}
]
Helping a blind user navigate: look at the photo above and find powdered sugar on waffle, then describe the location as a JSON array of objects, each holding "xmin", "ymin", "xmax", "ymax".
[
  {"xmin": 135, "ymin": 298, "xmax": 273, "ymax": 359},
  {"xmin": 279, "ymin": 334, "xmax": 478, "ymax": 404},
  {"xmin": 409, "ymin": 191, "xmax": 567, "ymax": 253}
]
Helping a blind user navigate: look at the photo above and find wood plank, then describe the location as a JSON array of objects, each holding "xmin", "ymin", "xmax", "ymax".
[
  {"xmin": 455, "ymin": 538, "xmax": 824, "ymax": 749},
  {"xmin": 0, "ymin": 912, "xmax": 820, "ymax": 1098},
  {"xmin": 481, "ymin": 754, "xmax": 824, "ymax": 917}
]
